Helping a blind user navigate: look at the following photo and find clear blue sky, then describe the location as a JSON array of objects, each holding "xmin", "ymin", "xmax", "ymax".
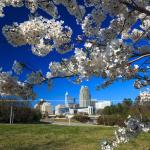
[{"xmin": 0, "ymin": 4, "xmax": 146, "ymax": 106}]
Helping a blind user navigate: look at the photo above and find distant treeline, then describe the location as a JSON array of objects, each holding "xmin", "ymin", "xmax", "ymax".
[
  {"xmin": 0, "ymin": 100, "xmax": 41, "ymax": 123},
  {"xmin": 97, "ymin": 99, "xmax": 150, "ymax": 126}
]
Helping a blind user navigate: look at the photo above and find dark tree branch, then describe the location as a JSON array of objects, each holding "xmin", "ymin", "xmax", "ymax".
[
  {"xmin": 121, "ymin": 1, "xmax": 150, "ymax": 16},
  {"xmin": 20, "ymin": 61, "xmax": 78, "ymax": 85},
  {"xmin": 119, "ymin": 18, "xmax": 127, "ymax": 35}
]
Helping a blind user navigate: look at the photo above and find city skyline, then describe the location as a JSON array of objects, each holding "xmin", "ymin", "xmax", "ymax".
[{"xmin": 33, "ymin": 81, "xmax": 143, "ymax": 107}]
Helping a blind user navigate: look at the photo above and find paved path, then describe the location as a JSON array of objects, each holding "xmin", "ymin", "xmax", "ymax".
[
  {"xmin": 41, "ymin": 119, "xmax": 99, "ymax": 126},
  {"xmin": 40, "ymin": 119, "xmax": 116, "ymax": 127},
  {"xmin": 51, "ymin": 121, "xmax": 99, "ymax": 126}
]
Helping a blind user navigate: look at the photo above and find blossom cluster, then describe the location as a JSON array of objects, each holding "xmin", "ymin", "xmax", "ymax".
[
  {"xmin": 48, "ymin": 39, "xmax": 138, "ymax": 87},
  {"xmin": 0, "ymin": 71, "xmax": 35, "ymax": 99},
  {"xmin": 0, "ymin": 0, "xmax": 85, "ymax": 20},
  {"xmin": 12, "ymin": 60, "xmax": 24, "ymax": 75},
  {"xmin": 3, "ymin": 16, "xmax": 72, "ymax": 56},
  {"xmin": 0, "ymin": 0, "xmax": 58, "ymax": 18},
  {"xmin": 101, "ymin": 116, "xmax": 150, "ymax": 150},
  {"xmin": 0, "ymin": 0, "xmax": 150, "ymax": 97},
  {"xmin": 54, "ymin": 0, "xmax": 85, "ymax": 23},
  {"xmin": 27, "ymin": 71, "xmax": 44, "ymax": 85}
]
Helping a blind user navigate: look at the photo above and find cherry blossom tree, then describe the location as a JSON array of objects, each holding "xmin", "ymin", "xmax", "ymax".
[{"xmin": 0, "ymin": 0, "xmax": 150, "ymax": 99}]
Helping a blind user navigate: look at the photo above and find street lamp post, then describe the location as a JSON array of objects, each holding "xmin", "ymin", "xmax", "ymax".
[{"xmin": 67, "ymin": 115, "xmax": 74, "ymax": 126}]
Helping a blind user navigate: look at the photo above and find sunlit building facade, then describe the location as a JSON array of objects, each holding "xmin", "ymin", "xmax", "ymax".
[
  {"xmin": 79, "ymin": 86, "xmax": 91, "ymax": 107},
  {"xmin": 34, "ymin": 99, "xmax": 53, "ymax": 115}
]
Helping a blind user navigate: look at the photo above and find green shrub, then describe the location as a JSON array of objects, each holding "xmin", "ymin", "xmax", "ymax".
[
  {"xmin": 97, "ymin": 115, "xmax": 126, "ymax": 127},
  {"xmin": 73, "ymin": 114, "xmax": 90, "ymax": 123},
  {"xmin": 56, "ymin": 115, "xmax": 65, "ymax": 118}
]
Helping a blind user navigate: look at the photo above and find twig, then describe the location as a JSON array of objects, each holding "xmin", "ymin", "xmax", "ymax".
[{"xmin": 129, "ymin": 53, "xmax": 150, "ymax": 64}]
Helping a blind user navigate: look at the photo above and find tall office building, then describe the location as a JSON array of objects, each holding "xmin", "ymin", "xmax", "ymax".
[
  {"xmin": 65, "ymin": 92, "xmax": 69, "ymax": 107},
  {"xmin": 79, "ymin": 86, "xmax": 91, "ymax": 107},
  {"xmin": 65, "ymin": 91, "xmax": 76, "ymax": 108}
]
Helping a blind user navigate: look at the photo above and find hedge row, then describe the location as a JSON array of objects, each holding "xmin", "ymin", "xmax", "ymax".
[
  {"xmin": 0, "ymin": 101, "xmax": 41, "ymax": 123},
  {"xmin": 73, "ymin": 114, "xmax": 90, "ymax": 123},
  {"xmin": 97, "ymin": 115, "xmax": 126, "ymax": 126}
]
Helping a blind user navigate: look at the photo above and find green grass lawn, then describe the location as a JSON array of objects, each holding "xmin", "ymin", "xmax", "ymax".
[{"xmin": 0, "ymin": 124, "xmax": 149, "ymax": 150}]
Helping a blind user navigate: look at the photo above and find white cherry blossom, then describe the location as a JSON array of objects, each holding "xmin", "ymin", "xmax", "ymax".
[{"xmin": 0, "ymin": 0, "xmax": 150, "ymax": 98}]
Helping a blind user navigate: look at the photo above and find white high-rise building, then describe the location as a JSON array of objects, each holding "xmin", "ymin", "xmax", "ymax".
[
  {"xmin": 65, "ymin": 92, "xmax": 69, "ymax": 107},
  {"xmin": 65, "ymin": 92, "xmax": 76, "ymax": 108},
  {"xmin": 79, "ymin": 86, "xmax": 91, "ymax": 107}
]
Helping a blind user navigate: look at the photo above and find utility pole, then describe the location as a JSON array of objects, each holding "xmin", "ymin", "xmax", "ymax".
[
  {"xmin": 9, "ymin": 100, "xmax": 15, "ymax": 125},
  {"xmin": 10, "ymin": 105, "xmax": 13, "ymax": 124},
  {"xmin": 12, "ymin": 109, "xmax": 14, "ymax": 124}
]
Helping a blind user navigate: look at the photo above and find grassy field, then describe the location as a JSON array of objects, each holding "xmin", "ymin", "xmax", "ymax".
[{"xmin": 0, "ymin": 124, "xmax": 149, "ymax": 150}]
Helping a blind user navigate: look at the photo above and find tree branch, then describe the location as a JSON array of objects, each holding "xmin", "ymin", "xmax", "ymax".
[
  {"xmin": 121, "ymin": 1, "xmax": 150, "ymax": 16},
  {"xmin": 129, "ymin": 53, "xmax": 150, "ymax": 64}
]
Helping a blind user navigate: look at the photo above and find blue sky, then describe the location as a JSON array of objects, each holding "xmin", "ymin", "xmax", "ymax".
[{"xmin": 0, "ymin": 4, "xmax": 146, "ymax": 106}]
